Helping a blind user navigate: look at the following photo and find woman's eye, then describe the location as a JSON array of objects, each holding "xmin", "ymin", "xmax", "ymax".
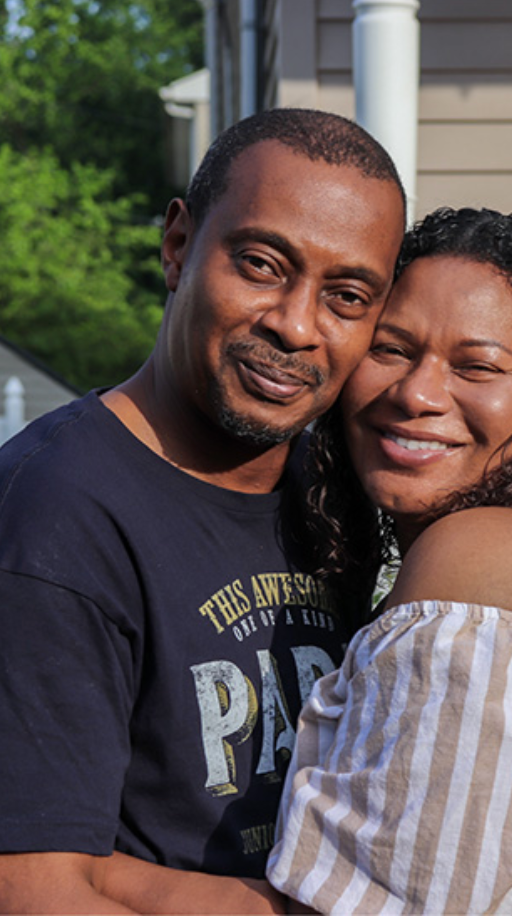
[
  {"xmin": 456, "ymin": 363, "xmax": 502, "ymax": 379},
  {"xmin": 371, "ymin": 342, "xmax": 410, "ymax": 360}
]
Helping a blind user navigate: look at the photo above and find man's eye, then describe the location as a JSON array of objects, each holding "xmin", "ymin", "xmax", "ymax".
[
  {"xmin": 245, "ymin": 255, "xmax": 272, "ymax": 271},
  {"xmin": 236, "ymin": 252, "xmax": 278, "ymax": 278},
  {"xmin": 331, "ymin": 289, "xmax": 365, "ymax": 304},
  {"xmin": 323, "ymin": 288, "xmax": 369, "ymax": 316}
]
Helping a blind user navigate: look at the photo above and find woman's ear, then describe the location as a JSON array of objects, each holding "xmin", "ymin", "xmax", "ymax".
[{"xmin": 161, "ymin": 199, "xmax": 194, "ymax": 291}]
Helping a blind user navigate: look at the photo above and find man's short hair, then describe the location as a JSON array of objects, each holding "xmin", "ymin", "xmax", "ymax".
[{"xmin": 185, "ymin": 107, "xmax": 406, "ymax": 227}]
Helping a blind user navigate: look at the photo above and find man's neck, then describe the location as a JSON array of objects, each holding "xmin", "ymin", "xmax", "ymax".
[{"xmin": 100, "ymin": 371, "xmax": 295, "ymax": 495}]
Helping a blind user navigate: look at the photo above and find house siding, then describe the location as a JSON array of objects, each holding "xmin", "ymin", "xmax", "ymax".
[
  {"xmin": 417, "ymin": 1, "xmax": 512, "ymax": 216},
  {"xmin": 256, "ymin": 0, "xmax": 512, "ymax": 218},
  {"xmin": 0, "ymin": 340, "xmax": 76, "ymax": 426}
]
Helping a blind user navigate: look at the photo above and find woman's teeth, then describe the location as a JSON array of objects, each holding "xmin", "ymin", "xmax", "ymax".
[{"xmin": 388, "ymin": 434, "xmax": 450, "ymax": 452}]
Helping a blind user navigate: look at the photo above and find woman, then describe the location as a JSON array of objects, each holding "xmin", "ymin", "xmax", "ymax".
[{"xmin": 266, "ymin": 207, "xmax": 512, "ymax": 915}]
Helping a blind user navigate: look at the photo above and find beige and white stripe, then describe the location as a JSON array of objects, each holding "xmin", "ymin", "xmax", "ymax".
[{"xmin": 266, "ymin": 600, "xmax": 512, "ymax": 915}]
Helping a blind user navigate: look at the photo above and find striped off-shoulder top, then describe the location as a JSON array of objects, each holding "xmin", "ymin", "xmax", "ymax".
[{"xmin": 267, "ymin": 600, "xmax": 512, "ymax": 915}]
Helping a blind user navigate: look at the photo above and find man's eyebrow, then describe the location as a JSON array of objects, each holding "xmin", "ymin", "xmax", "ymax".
[
  {"xmin": 330, "ymin": 265, "xmax": 387, "ymax": 291},
  {"xmin": 224, "ymin": 228, "xmax": 304, "ymax": 268},
  {"xmin": 224, "ymin": 228, "xmax": 387, "ymax": 289}
]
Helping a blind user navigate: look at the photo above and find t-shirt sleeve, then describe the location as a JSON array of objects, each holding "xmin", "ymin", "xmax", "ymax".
[
  {"xmin": 267, "ymin": 599, "xmax": 512, "ymax": 915},
  {"xmin": 0, "ymin": 569, "xmax": 134, "ymax": 854}
]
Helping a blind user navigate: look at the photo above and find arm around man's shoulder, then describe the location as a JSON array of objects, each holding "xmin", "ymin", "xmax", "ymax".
[
  {"xmin": 0, "ymin": 851, "xmax": 286, "ymax": 914},
  {"xmin": 0, "ymin": 852, "xmax": 136, "ymax": 914},
  {"xmin": 387, "ymin": 506, "xmax": 512, "ymax": 613}
]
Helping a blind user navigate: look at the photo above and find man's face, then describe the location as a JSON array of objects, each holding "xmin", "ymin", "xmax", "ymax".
[{"xmin": 162, "ymin": 140, "xmax": 404, "ymax": 447}]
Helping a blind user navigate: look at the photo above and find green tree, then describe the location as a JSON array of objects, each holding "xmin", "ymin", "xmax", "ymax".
[
  {"xmin": 0, "ymin": 0, "xmax": 203, "ymax": 389},
  {"xmin": 0, "ymin": 144, "xmax": 164, "ymax": 390},
  {"xmin": 0, "ymin": 0, "xmax": 204, "ymax": 211}
]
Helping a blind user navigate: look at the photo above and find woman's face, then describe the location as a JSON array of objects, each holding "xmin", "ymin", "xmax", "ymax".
[{"xmin": 342, "ymin": 255, "xmax": 512, "ymax": 547}]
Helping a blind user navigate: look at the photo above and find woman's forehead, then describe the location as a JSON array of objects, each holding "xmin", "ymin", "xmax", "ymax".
[{"xmin": 383, "ymin": 255, "xmax": 512, "ymax": 333}]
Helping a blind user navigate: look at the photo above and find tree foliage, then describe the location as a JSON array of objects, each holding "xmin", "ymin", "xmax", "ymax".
[
  {"xmin": 1, "ymin": 0, "xmax": 204, "ymax": 210},
  {"xmin": 0, "ymin": 0, "xmax": 204, "ymax": 389},
  {"xmin": 0, "ymin": 144, "xmax": 164, "ymax": 389}
]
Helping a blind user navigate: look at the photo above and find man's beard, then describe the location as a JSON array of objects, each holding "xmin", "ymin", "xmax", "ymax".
[
  {"xmin": 216, "ymin": 401, "xmax": 301, "ymax": 447},
  {"xmin": 209, "ymin": 338, "xmax": 323, "ymax": 448}
]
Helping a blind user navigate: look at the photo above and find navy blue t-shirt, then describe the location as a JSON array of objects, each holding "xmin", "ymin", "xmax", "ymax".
[{"xmin": 0, "ymin": 392, "xmax": 354, "ymax": 877}]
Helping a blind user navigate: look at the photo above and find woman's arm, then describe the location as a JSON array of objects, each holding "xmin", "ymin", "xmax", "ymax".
[
  {"xmin": 0, "ymin": 850, "xmax": 287, "ymax": 915},
  {"xmin": 101, "ymin": 852, "xmax": 287, "ymax": 915},
  {"xmin": 0, "ymin": 852, "xmax": 136, "ymax": 914}
]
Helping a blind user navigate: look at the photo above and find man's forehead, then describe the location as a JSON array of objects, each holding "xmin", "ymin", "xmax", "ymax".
[
  {"xmin": 216, "ymin": 141, "xmax": 403, "ymax": 220},
  {"xmin": 224, "ymin": 139, "xmax": 351, "ymax": 186},
  {"xmin": 204, "ymin": 143, "xmax": 403, "ymax": 238}
]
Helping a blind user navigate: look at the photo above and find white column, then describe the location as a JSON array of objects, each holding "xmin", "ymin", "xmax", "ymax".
[
  {"xmin": 199, "ymin": 0, "xmax": 218, "ymax": 139},
  {"xmin": 352, "ymin": 0, "xmax": 420, "ymax": 223},
  {"xmin": 3, "ymin": 376, "xmax": 25, "ymax": 442},
  {"xmin": 239, "ymin": 0, "xmax": 258, "ymax": 118}
]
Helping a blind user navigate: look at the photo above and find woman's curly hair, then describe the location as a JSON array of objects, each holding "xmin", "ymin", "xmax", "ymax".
[
  {"xmin": 306, "ymin": 406, "xmax": 385, "ymax": 606},
  {"xmin": 396, "ymin": 205, "xmax": 512, "ymax": 281},
  {"xmin": 305, "ymin": 206, "xmax": 512, "ymax": 607}
]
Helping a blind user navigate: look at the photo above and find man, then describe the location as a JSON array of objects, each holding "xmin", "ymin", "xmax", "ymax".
[{"xmin": 0, "ymin": 108, "xmax": 405, "ymax": 913}]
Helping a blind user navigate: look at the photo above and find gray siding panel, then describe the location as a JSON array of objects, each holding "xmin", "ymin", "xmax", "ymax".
[
  {"xmin": 318, "ymin": 21, "xmax": 352, "ymax": 71},
  {"xmin": 253, "ymin": 0, "xmax": 512, "ymax": 219},
  {"xmin": 318, "ymin": 0, "xmax": 353, "ymax": 18},
  {"xmin": 415, "ymin": 3, "xmax": 512, "ymax": 218},
  {"xmin": 417, "ymin": 173, "xmax": 512, "ymax": 218},
  {"xmin": 418, "ymin": 123, "xmax": 512, "ymax": 172},
  {"xmin": 421, "ymin": 22, "xmax": 512, "ymax": 72},
  {"xmin": 419, "ymin": 0, "xmax": 512, "ymax": 20},
  {"xmin": 419, "ymin": 77, "xmax": 512, "ymax": 120}
]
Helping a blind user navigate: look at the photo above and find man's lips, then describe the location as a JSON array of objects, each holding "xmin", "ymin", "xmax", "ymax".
[
  {"xmin": 239, "ymin": 359, "xmax": 310, "ymax": 399},
  {"xmin": 227, "ymin": 341, "xmax": 324, "ymax": 400}
]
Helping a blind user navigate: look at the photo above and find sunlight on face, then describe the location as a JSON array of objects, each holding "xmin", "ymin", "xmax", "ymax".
[{"xmin": 342, "ymin": 255, "xmax": 512, "ymax": 543}]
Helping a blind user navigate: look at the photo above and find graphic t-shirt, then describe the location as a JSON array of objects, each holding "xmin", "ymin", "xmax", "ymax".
[{"xmin": 0, "ymin": 392, "xmax": 354, "ymax": 877}]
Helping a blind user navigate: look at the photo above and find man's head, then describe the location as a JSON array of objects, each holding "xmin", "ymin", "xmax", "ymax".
[
  {"xmin": 185, "ymin": 107, "xmax": 406, "ymax": 229},
  {"xmin": 158, "ymin": 109, "xmax": 405, "ymax": 457}
]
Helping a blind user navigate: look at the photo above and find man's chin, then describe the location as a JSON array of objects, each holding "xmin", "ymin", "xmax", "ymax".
[{"xmin": 217, "ymin": 405, "xmax": 300, "ymax": 448}]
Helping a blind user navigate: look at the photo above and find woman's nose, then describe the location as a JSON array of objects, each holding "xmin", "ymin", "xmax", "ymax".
[{"xmin": 389, "ymin": 357, "xmax": 452, "ymax": 416}]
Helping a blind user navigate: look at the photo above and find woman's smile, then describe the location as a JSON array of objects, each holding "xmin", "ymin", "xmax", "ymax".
[{"xmin": 342, "ymin": 255, "xmax": 512, "ymax": 544}]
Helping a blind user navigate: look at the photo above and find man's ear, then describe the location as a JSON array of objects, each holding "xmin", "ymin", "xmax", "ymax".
[{"xmin": 161, "ymin": 199, "xmax": 194, "ymax": 291}]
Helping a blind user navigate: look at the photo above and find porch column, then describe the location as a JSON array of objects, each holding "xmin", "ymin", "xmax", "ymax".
[{"xmin": 352, "ymin": 0, "xmax": 420, "ymax": 222}]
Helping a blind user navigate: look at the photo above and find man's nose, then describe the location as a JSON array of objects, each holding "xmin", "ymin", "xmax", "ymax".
[
  {"xmin": 256, "ymin": 282, "xmax": 322, "ymax": 352},
  {"xmin": 390, "ymin": 357, "xmax": 452, "ymax": 416}
]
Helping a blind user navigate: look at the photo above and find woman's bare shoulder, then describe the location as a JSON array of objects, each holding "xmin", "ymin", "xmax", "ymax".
[{"xmin": 387, "ymin": 507, "xmax": 512, "ymax": 612}]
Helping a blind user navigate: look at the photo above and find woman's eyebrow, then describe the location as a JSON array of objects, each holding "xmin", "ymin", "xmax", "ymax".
[
  {"xmin": 374, "ymin": 321, "xmax": 414, "ymax": 341},
  {"xmin": 460, "ymin": 338, "xmax": 512, "ymax": 357},
  {"xmin": 375, "ymin": 323, "xmax": 512, "ymax": 358}
]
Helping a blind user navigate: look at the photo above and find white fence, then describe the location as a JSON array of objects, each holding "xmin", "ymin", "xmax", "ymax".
[{"xmin": 0, "ymin": 377, "xmax": 26, "ymax": 446}]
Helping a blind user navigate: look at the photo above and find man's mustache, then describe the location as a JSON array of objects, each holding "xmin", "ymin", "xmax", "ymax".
[{"xmin": 226, "ymin": 340, "xmax": 325, "ymax": 386}]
